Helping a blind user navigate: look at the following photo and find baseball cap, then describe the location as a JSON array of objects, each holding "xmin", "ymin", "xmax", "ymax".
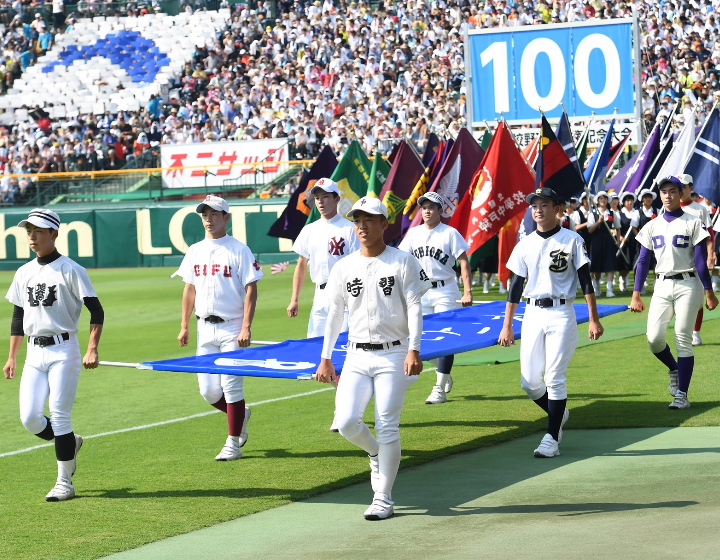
[
  {"xmin": 593, "ymin": 190, "xmax": 610, "ymax": 204},
  {"xmin": 658, "ymin": 176, "xmax": 683, "ymax": 190},
  {"xmin": 346, "ymin": 196, "xmax": 389, "ymax": 219},
  {"xmin": 621, "ymin": 192, "xmax": 637, "ymax": 203},
  {"xmin": 310, "ymin": 177, "xmax": 340, "ymax": 195},
  {"xmin": 679, "ymin": 173, "xmax": 694, "ymax": 185},
  {"xmin": 525, "ymin": 187, "xmax": 559, "ymax": 205},
  {"xmin": 18, "ymin": 208, "xmax": 60, "ymax": 231},
  {"xmin": 639, "ymin": 188, "xmax": 657, "ymax": 201},
  {"xmin": 196, "ymin": 194, "xmax": 229, "ymax": 213},
  {"xmin": 417, "ymin": 191, "xmax": 444, "ymax": 207}
]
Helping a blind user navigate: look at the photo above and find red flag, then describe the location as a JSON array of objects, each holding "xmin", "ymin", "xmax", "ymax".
[
  {"xmin": 271, "ymin": 261, "xmax": 290, "ymax": 274},
  {"xmin": 535, "ymin": 116, "xmax": 585, "ymax": 200},
  {"xmin": 449, "ymin": 122, "xmax": 535, "ymax": 255},
  {"xmin": 497, "ymin": 213, "xmax": 524, "ymax": 284},
  {"xmin": 522, "ymin": 136, "xmax": 539, "ymax": 166},
  {"xmin": 607, "ymin": 125, "xmax": 635, "ymax": 172}
]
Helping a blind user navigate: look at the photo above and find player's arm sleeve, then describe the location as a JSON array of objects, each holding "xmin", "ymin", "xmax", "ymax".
[
  {"xmin": 576, "ymin": 264, "xmax": 594, "ymax": 295},
  {"xmin": 171, "ymin": 250, "xmax": 195, "ymax": 283},
  {"xmin": 72, "ymin": 266, "xmax": 98, "ymax": 299},
  {"xmin": 694, "ymin": 242, "xmax": 713, "ymax": 289},
  {"xmin": 10, "ymin": 305, "xmax": 24, "ymax": 336},
  {"xmin": 83, "ymin": 297, "xmax": 105, "ymax": 325},
  {"xmin": 240, "ymin": 245, "xmax": 264, "ymax": 285},
  {"xmin": 320, "ymin": 267, "xmax": 345, "ymax": 360},
  {"xmin": 507, "ymin": 274, "xmax": 525, "ymax": 304},
  {"xmin": 397, "ymin": 233, "xmax": 412, "ymax": 253},
  {"xmin": 634, "ymin": 246, "xmax": 652, "ymax": 292},
  {"xmin": 691, "ymin": 220, "xmax": 710, "ymax": 246},
  {"xmin": 292, "ymin": 228, "xmax": 311, "ymax": 258},
  {"xmin": 506, "ymin": 244, "xmax": 527, "ymax": 278},
  {"xmin": 407, "ymin": 296, "xmax": 423, "ymax": 352},
  {"xmin": 451, "ymin": 229, "xmax": 470, "ymax": 258}
]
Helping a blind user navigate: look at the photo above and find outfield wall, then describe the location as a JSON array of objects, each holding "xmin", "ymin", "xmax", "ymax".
[{"xmin": 0, "ymin": 200, "xmax": 294, "ymax": 271}]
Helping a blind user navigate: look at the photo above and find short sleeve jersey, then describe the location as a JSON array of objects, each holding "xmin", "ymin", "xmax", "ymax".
[
  {"xmin": 680, "ymin": 200, "xmax": 711, "ymax": 229},
  {"xmin": 325, "ymin": 246, "xmax": 431, "ymax": 344},
  {"xmin": 175, "ymin": 235, "xmax": 263, "ymax": 320},
  {"xmin": 292, "ymin": 213, "xmax": 360, "ymax": 285},
  {"xmin": 6, "ymin": 256, "xmax": 97, "ymax": 337},
  {"xmin": 636, "ymin": 212, "xmax": 709, "ymax": 275},
  {"xmin": 506, "ymin": 227, "xmax": 590, "ymax": 300},
  {"xmin": 397, "ymin": 222, "xmax": 470, "ymax": 282}
]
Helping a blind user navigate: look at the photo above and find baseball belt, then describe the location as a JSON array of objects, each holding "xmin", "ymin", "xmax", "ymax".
[
  {"xmin": 528, "ymin": 298, "xmax": 567, "ymax": 308},
  {"xmin": 349, "ymin": 340, "xmax": 402, "ymax": 351},
  {"xmin": 30, "ymin": 332, "xmax": 70, "ymax": 347},
  {"xmin": 318, "ymin": 283, "xmax": 327, "ymax": 289},
  {"xmin": 430, "ymin": 280, "xmax": 446, "ymax": 288},
  {"xmin": 659, "ymin": 272, "xmax": 696, "ymax": 281},
  {"xmin": 197, "ymin": 315, "xmax": 225, "ymax": 324}
]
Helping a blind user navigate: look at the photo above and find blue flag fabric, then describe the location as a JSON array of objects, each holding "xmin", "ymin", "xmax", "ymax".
[
  {"xmin": 555, "ymin": 111, "xmax": 582, "ymax": 178},
  {"xmin": 584, "ymin": 119, "xmax": 614, "ymax": 194},
  {"xmin": 684, "ymin": 106, "xmax": 720, "ymax": 204},
  {"xmin": 142, "ymin": 302, "xmax": 627, "ymax": 379}
]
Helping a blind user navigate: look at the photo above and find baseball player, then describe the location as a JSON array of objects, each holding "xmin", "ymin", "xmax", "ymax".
[
  {"xmin": 678, "ymin": 174, "xmax": 715, "ymax": 346},
  {"xmin": 287, "ymin": 177, "xmax": 359, "ymax": 430},
  {"xmin": 398, "ymin": 191, "xmax": 472, "ymax": 404},
  {"xmin": 498, "ymin": 188, "xmax": 603, "ymax": 458},
  {"xmin": 630, "ymin": 177, "xmax": 718, "ymax": 409},
  {"xmin": 316, "ymin": 196, "xmax": 430, "ymax": 520},
  {"xmin": 3, "ymin": 209, "xmax": 104, "ymax": 502},
  {"xmin": 175, "ymin": 195, "xmax": 263, "ymax": 461}
]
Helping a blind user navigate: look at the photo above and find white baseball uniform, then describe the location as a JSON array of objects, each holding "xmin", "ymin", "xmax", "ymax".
[
  {"xmin": 175, "ymin": 235, "xmax": 263, "ymax": 404},
  {"xmin": 636, "ymin": 212, "xmax": 708, "ymax": 357},
  {"xmin": 6, "ymin": 255, "xmax": 97, "ymax": 438},
  {"xmin": 398, "ymin": 222, "xmax": 468, "ymax": 314},
  {"xmin": 322, "ymin": 246, "xmax": 430, "ymax": 497},
  {"xmin": 506, "ymin": 227, "xmax": 590, "ymax": 400},
  {"xmin": 293, "ymin": 213, "xmax": 359, "ymax": 337}
]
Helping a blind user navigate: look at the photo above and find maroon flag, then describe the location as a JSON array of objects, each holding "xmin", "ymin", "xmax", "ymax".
[
  {"xmin": 378, "ymin": 141, "xmax": 424, "ymax": 243},
  {"xmin": 535, "ymin": 116, "xmax": 585, "ymax": 200}
]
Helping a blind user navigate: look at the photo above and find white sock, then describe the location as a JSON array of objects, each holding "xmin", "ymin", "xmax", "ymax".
[
  {"xmin": 436, "ymin": 372, "xmax": 451, "ymax": 388},
  {"xmin": 377, "ymin": 440, "xmax": 401, "ymax": 498},
  {"xmin": 592, "ymin": 279, "xmax": 600, "ymax": 292},
  {"xmin": 58, "ymin": 460, "xmax": 74, "ymax": 481},
  {"xmin": 228, "ymin": 435, "xmax": 240, "ymax": 446}
]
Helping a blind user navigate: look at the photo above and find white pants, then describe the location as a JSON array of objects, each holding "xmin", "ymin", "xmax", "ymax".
[
  {"xmin": 335, "ymin": 346, "xmax": 417, "ymax": 445},
  {"xmin": 421, "ymin": 280, "xmax": 461, "ymax": 315},
  {"xmin": 520, "ymin": 303, "xmax": 578, "ymax": 401},
  {"xmin": 647, "ymin": 276, "xmax": 704, "ymax": 358},
  {"xmin": 196, "ymin": 318, "xmax": 244, "ymax": 404},
  {"xmin": 19, "ymin": 335, "xmax": 81, "ymax": 436},
  {"xmin": 308, "ymin": 284, "xmax": 348, "ymax": 338}
]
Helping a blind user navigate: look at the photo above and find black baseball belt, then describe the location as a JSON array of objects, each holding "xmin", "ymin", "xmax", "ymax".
[
  {"xmin": 349, "ymin": 340, "xmax": 402, "ymax": 351},
  {"xmin": 659, "ymin": 272, "xmax": 696, "ymax": 281},
  {"xmin": 197, "ymin": 315, "xmax": 225, "ymax": 324},
  {"xmin": 319, "ymin": 283, "xmax": 327, "ymax": 289},
  {"xmin": 31, "ymin": 332, "xmax": 70, "ymax": 347},
  {"xmin": 528, "ymin": 298, "xmax": 566, "ymax": 308},
  {"xmin": 430, "ymin": 280, "xmax": 446, "ymax": 288}
]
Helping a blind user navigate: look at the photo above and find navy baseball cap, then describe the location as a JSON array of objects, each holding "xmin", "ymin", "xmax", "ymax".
[
  {"xmin": 526, "ymin": 187, "xmax": 559, "ymax": 205},
  {"xmin": 658, "ymin": 176, "xmax": 683, "ymax": 189}
]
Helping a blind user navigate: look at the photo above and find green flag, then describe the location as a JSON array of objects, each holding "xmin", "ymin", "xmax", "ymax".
[
  {"xmin": 307, "ymin": 140, "xmax": 372, "ymax": 224},
  {"xmin": 365, "ymin": 150, "xmax": 392, "ymax": 198},
  {"xmin": 575, "ymin": 128, "xmax": 589, "ymax": 171},
  {"xmin": 478, "ymin": 130, "xmax": 493, "ymax": 150}
]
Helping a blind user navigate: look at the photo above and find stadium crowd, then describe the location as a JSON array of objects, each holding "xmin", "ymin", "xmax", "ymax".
[{"xmin": 1, "ymin": 0, "xmax": 720, "ymax": 204}]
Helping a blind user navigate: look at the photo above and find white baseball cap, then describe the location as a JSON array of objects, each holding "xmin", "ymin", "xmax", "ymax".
[
  {"xmin": 18, "ymin": 208, "xmax": 60, "ymax": 231},
  {"xmin": 639, "ymin": 188, "xmax": 657, "ymax": 201},
  {"xmin": 593, "ymin": 190, "xmax": 609, "ymax": 204},
  {"xmin": 346, "ymin": 196, "xmax": 389, "ymax": 218},
  {"xmin": 417, "ymin": 191, "xmax": 444, "ymax": 207},
  {"xmin": 679, "ymin": 173, "xmax": 694, "ymax": 185},
  {"xmin": 621, "ymin": 192, "xmax": 637, "ymax": 203},
  {"xmin": 310, "ymin": 177, "xmax": 340, "ymax": 195},
  {"xmin": 196, "ymin": 194, "xmax": 229, "ymax": 213}
]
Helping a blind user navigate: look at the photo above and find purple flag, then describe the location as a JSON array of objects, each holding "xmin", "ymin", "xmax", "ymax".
[{"xmin": 608, "ymin": 124, "xmax": 661, "ymax": 195}]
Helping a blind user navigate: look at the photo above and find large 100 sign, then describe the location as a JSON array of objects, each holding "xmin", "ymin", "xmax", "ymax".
[{"xmin": 467, "ymin": 20, "xmax": 638, "ymax": 125}]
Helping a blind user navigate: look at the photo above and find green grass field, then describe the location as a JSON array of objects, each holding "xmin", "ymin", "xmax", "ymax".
[{"xmin": 1, "ymin": 268, "xmax": 719, "ymax": 560}]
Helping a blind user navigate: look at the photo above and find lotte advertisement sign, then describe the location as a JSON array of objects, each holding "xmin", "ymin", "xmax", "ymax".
[{"xmin": 160, "ymin": 138, "xmax": 289, "ymax": 189}]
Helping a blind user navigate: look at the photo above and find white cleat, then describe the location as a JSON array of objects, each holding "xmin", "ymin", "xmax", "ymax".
[
  {"xmin": 668, "ymin": 369, "xmax": 679, "ymax": 397},
  {"xmin": 483, "ymin": 280, "xmax": 490, "ymax": 294},
  {"xmin": 692, "ymin": 332, "xmax": 703, "ymax": 346},
  {"xmin": 606, "ymin": 289, "xmax": 615, "ymax": 298},
  {"xmin": 558, "ymin": 408, "xmax": 570, "ymax": 444},
  {"xmin": 669, "ymin": 390, "xmax": 690, "ymax": 410},
  {"xmin": 46, "ymin": 477, "xmax": 75, "ymax": 502},
  {"xmin": 239, "ymin": 407, "xmax": 251, "ymax": 447},
  {"xmin": 215, "ymin": 438, "xmax": 242, "ymax": 461},
  {"xmin": 368, "ymin": 454, "xmax": 380, "ymax": 493},
  {"xmin": 425, "ymin": 385, "xmax": 447, "ymax": 404},
  {"xmin": 329, "ymin": 417, "xmax": 339, "ymax": 433},
  {"xmin": 533, "ymin": 433, "xmax": 560, "ymax": 458},
  {"xmin": 443, "ymin": 375, "xmax": 453, "ymax": 394},
  {"xmin": 364, "ymin": 492, "xmax": 394, "ymax": 520}
]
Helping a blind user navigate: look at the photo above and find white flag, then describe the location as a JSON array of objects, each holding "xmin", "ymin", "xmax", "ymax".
[{"xmin": 655, "ymin": 114, "xmax": 697, "ymax": 184}]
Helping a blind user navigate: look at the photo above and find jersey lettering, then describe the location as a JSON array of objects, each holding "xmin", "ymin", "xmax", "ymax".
[
  {"xmin": 346, "ymin": 278, "xmax": 363, "ymax": 297},
  {"xmin": 652, "ymin": 235, "xmax": 665, "ymax": 249},
  {"xmin": 412, "ymin": 247, "xmax": 450, "ymax": 266},
  {"xmin": 673, "ymin": 234, "xmax": 689, "ymax": 248},
  {"xmin": 194, "ymin": 264, "xmax": 234, "ymax": 278},
  {"xmin": 549, "ymin": 249, "xmax": 569, "ymax": 273},
  {"xmin": 378, "ymin": 276, "xmax": 395, "ymax": 296},
  {"xmin": 27, "ymin": 283, "xmax": 57, "ymax": 307},
  {"xmin": 223, "ymin": 265, "xmax": 232, "ymax": 277},
  {"xmin": 211, "ymin": 264, "xmax": 221, "ymax": 276},
  {"xmin": 328, "ymin": 237, "xmax": 346, "ymax": 256},
  {"xmin": 420, "ymin": 269, "xmax": 429, "ymax": 281}
]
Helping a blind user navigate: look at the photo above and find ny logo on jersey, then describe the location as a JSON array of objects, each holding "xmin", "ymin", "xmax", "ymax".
[
  {"xmin": 549, "ymin": 250, "xmax": 570, "ymax": 273},
  {"xmin": 329, "ymin": 237, "xmax": 346, "ymax": 256},
  {"xmin": 378, "ymin": 276, "xmax": 395, "ymax": 296},
  {"xmin": 346, "ymin": 278, "xmax": 363, "ymax": 297},
  {"xmin": 27, "ymin": 283, "xmax": 57, "ymax": 307}
]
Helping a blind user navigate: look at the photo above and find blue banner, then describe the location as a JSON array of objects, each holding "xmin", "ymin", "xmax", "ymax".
[
  {"xmin": 143, "ymin": 302, "xmax": 628, "ymax": 379},
  {"xmin": 468, "ymin": 20, "xmax": 636, "ymax": 124}
]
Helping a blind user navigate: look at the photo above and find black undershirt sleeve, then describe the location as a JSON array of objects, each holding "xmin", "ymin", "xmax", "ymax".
[
  {"xmin": 577, "ymin": 264, "xmax": 594, "ymax": 295},
  {"xmin": 83, "ymin": 297, "xmax": 105, "ymax": 325},
  {"xmin": 507, "ymin": 274, "xmax": 526, "ymax": 304},
  {"xmin": 10, "ymin": 305, "xmax": 24, "ymax": 336}
]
